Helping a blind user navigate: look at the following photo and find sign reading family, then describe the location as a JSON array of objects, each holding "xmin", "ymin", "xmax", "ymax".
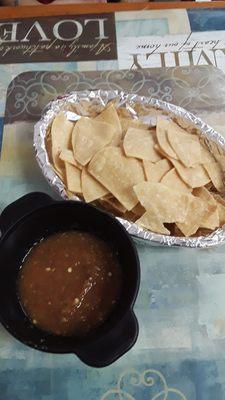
[
  {"xmin": 0, "ymin": 14, "xmax": 117, "ymax": 63},
  {"xmin": 118, "ymin": 31, "xmax": 225, "ymax": 73}
]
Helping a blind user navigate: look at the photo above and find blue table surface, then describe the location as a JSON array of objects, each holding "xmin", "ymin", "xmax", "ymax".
[{"xmin": 1, "ymin": 7, "xmax": 225, "ymax": 400}]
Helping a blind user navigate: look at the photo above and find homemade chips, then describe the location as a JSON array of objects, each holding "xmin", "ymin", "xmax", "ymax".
[
  {"xmin": 47, "ymin": 103, "xmax": 225, "ymax": 237},
  {"xmin": 89, "ymin": 146, "xmax": 145, "ymax": 210}
]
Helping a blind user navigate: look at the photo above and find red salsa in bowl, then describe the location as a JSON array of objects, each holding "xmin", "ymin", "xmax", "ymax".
[{"xmin": 18, "ymin": 231, "xmax": 122, "ymax": 337}]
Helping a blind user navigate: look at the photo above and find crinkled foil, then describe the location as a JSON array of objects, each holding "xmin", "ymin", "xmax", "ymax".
[{"xmin": 34, "ymin": 90, "xmax": 225, "ymax": 248}]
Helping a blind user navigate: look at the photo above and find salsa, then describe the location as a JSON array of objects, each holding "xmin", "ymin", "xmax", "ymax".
[{"xmin": 18, "ymin": 231, "xmax": 122, "ymax": 337}]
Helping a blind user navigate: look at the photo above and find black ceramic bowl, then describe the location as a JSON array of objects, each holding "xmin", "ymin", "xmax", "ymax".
[{"xmin": 0, "ymin": 192, "xmax": 140, "ymax": 367}]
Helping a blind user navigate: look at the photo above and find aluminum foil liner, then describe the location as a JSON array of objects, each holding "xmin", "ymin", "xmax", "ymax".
[{"xmin": 34, "ymin": 90, "xmax": 225, "ymax": 248}]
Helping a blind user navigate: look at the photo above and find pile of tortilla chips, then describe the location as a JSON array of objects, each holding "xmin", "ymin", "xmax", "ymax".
[{"xmin": 47, "ymin": 102, "xmax": 225, "ymax": 237}]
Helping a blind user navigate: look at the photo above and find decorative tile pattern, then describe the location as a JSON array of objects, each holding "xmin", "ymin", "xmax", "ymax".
[{"xmin": 4, "ymin": 66, "xmax": 225, "ymax": 123}]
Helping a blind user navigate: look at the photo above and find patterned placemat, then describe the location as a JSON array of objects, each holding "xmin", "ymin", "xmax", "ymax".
[
  {"xmin": 2, "ymin": 66, "xmax": 225, "ymax": 400},
  {"xmin": 5, "ymin": 65, "xmax": 225, "ymax": 124}
]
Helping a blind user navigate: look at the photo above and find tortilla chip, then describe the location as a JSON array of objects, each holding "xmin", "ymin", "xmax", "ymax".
[
  {"xmin": 176, "ymin": 196, "xmax": 207, "ymax": 236},
  {"xmin": 59, "ymin": 149, "xmax": 82, "ymax": 169},
  {"xmin": 161, "ymin": 168, "xmax": 191, "ymax": 193},
  {"xmin": 143, "ymin": 158, "xmax": 171, "ymax": 182},
  {"xmin": 65, "ymin": 162, "xmax": 82, "ymax": 193},
  {"xmin": 170, "ymin": 158, "xmax": 211, "ymax": 188},
  {"xmin": 66, "ymin": 189, "xmax": 76, "ymax": 199},
  {"xmin": 51, "ymin": 112, "xmax": 74, "ymax": 172},
  {"xmin": 183, "ymin": 133, "xmax": 199, "ymax": 142},
  {"xmin": 136, "ymin": 211, "xmax": 170, "ymax": 235},
  {"xmin": 52, "ymin": 165, "xmax": 65, "ymax": 181},
  {"xmin": 167, "ymin": 121, "xmax": 201, "ymax": 167},
  {"xmin": 156, "ymin": 118, "xmax": 178, "ymax": 159},
  {"xmin": 116, "ymin": 107, "xmax": 131, "ymax": 119},
  {"xmin": 133, "ymin": 182, "xmax": 190, "ymax": 223},
  {"xmin": 81, "ymin": 168, "xmax": 108, "ymax": 203},
  {"xmin": 217, "ymin": 204, "xmax": 225, "ymax": 226},
  {"xmin": 88, "ymin": 146, "xmax": 145, "ymax": 210},
  {"xmin": 123, "ymin": 127, "xmax": 161, "ymax": 162},
  {"xmin": 200, "ymin": 145, "xmax": 215, "ymax": 163},
  {"xmin": 168, "ymin": 122, "xmax": 199, "ymax": 141},
  {"xmin": 120, "ymin": 118, "xmax": 149, "ymax": 134},
  {"xmin": 215, "ymin": 154, "xmax": 225, "ymax": 173},
  {"xmin": 203, "ymin": 161, "xmax": 224, "ymax": 192},
  {"xmin": 133, "ymin": 104, "xmax": 165, "ymax": 117},
  {"xmin": 95, "ymin": 104, "xmax": 122, "ymax": 145},
  {"xmin": 72, "ymin": 117, "xmax": 115, "ymax": 166},
  {"xmin": 173, "ymin": 116, "xmax": 198, "ymax": 133},
  {"xmin": 193, "ymin": 187, "xmax": 219, "ymax": 230},
  {"xmin": 213, "ymin": 193, "xmax": 225, "ymax": 207},
  {"xmin": 154, "ymin": 144, "xmax": 170, "ymax": 159},
  {"xmin": 212, "ymin": 194, "xmax": 225, "ymax": 226}
]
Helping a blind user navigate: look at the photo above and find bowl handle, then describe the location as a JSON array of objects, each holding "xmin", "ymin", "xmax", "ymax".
[
  {"xmin": 76, "ymin": 311, "xmax": 139, "ymax": 368},
  {"xmin": 0, "ymin": 192, "xmax": 54, "ymax": 236}
]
